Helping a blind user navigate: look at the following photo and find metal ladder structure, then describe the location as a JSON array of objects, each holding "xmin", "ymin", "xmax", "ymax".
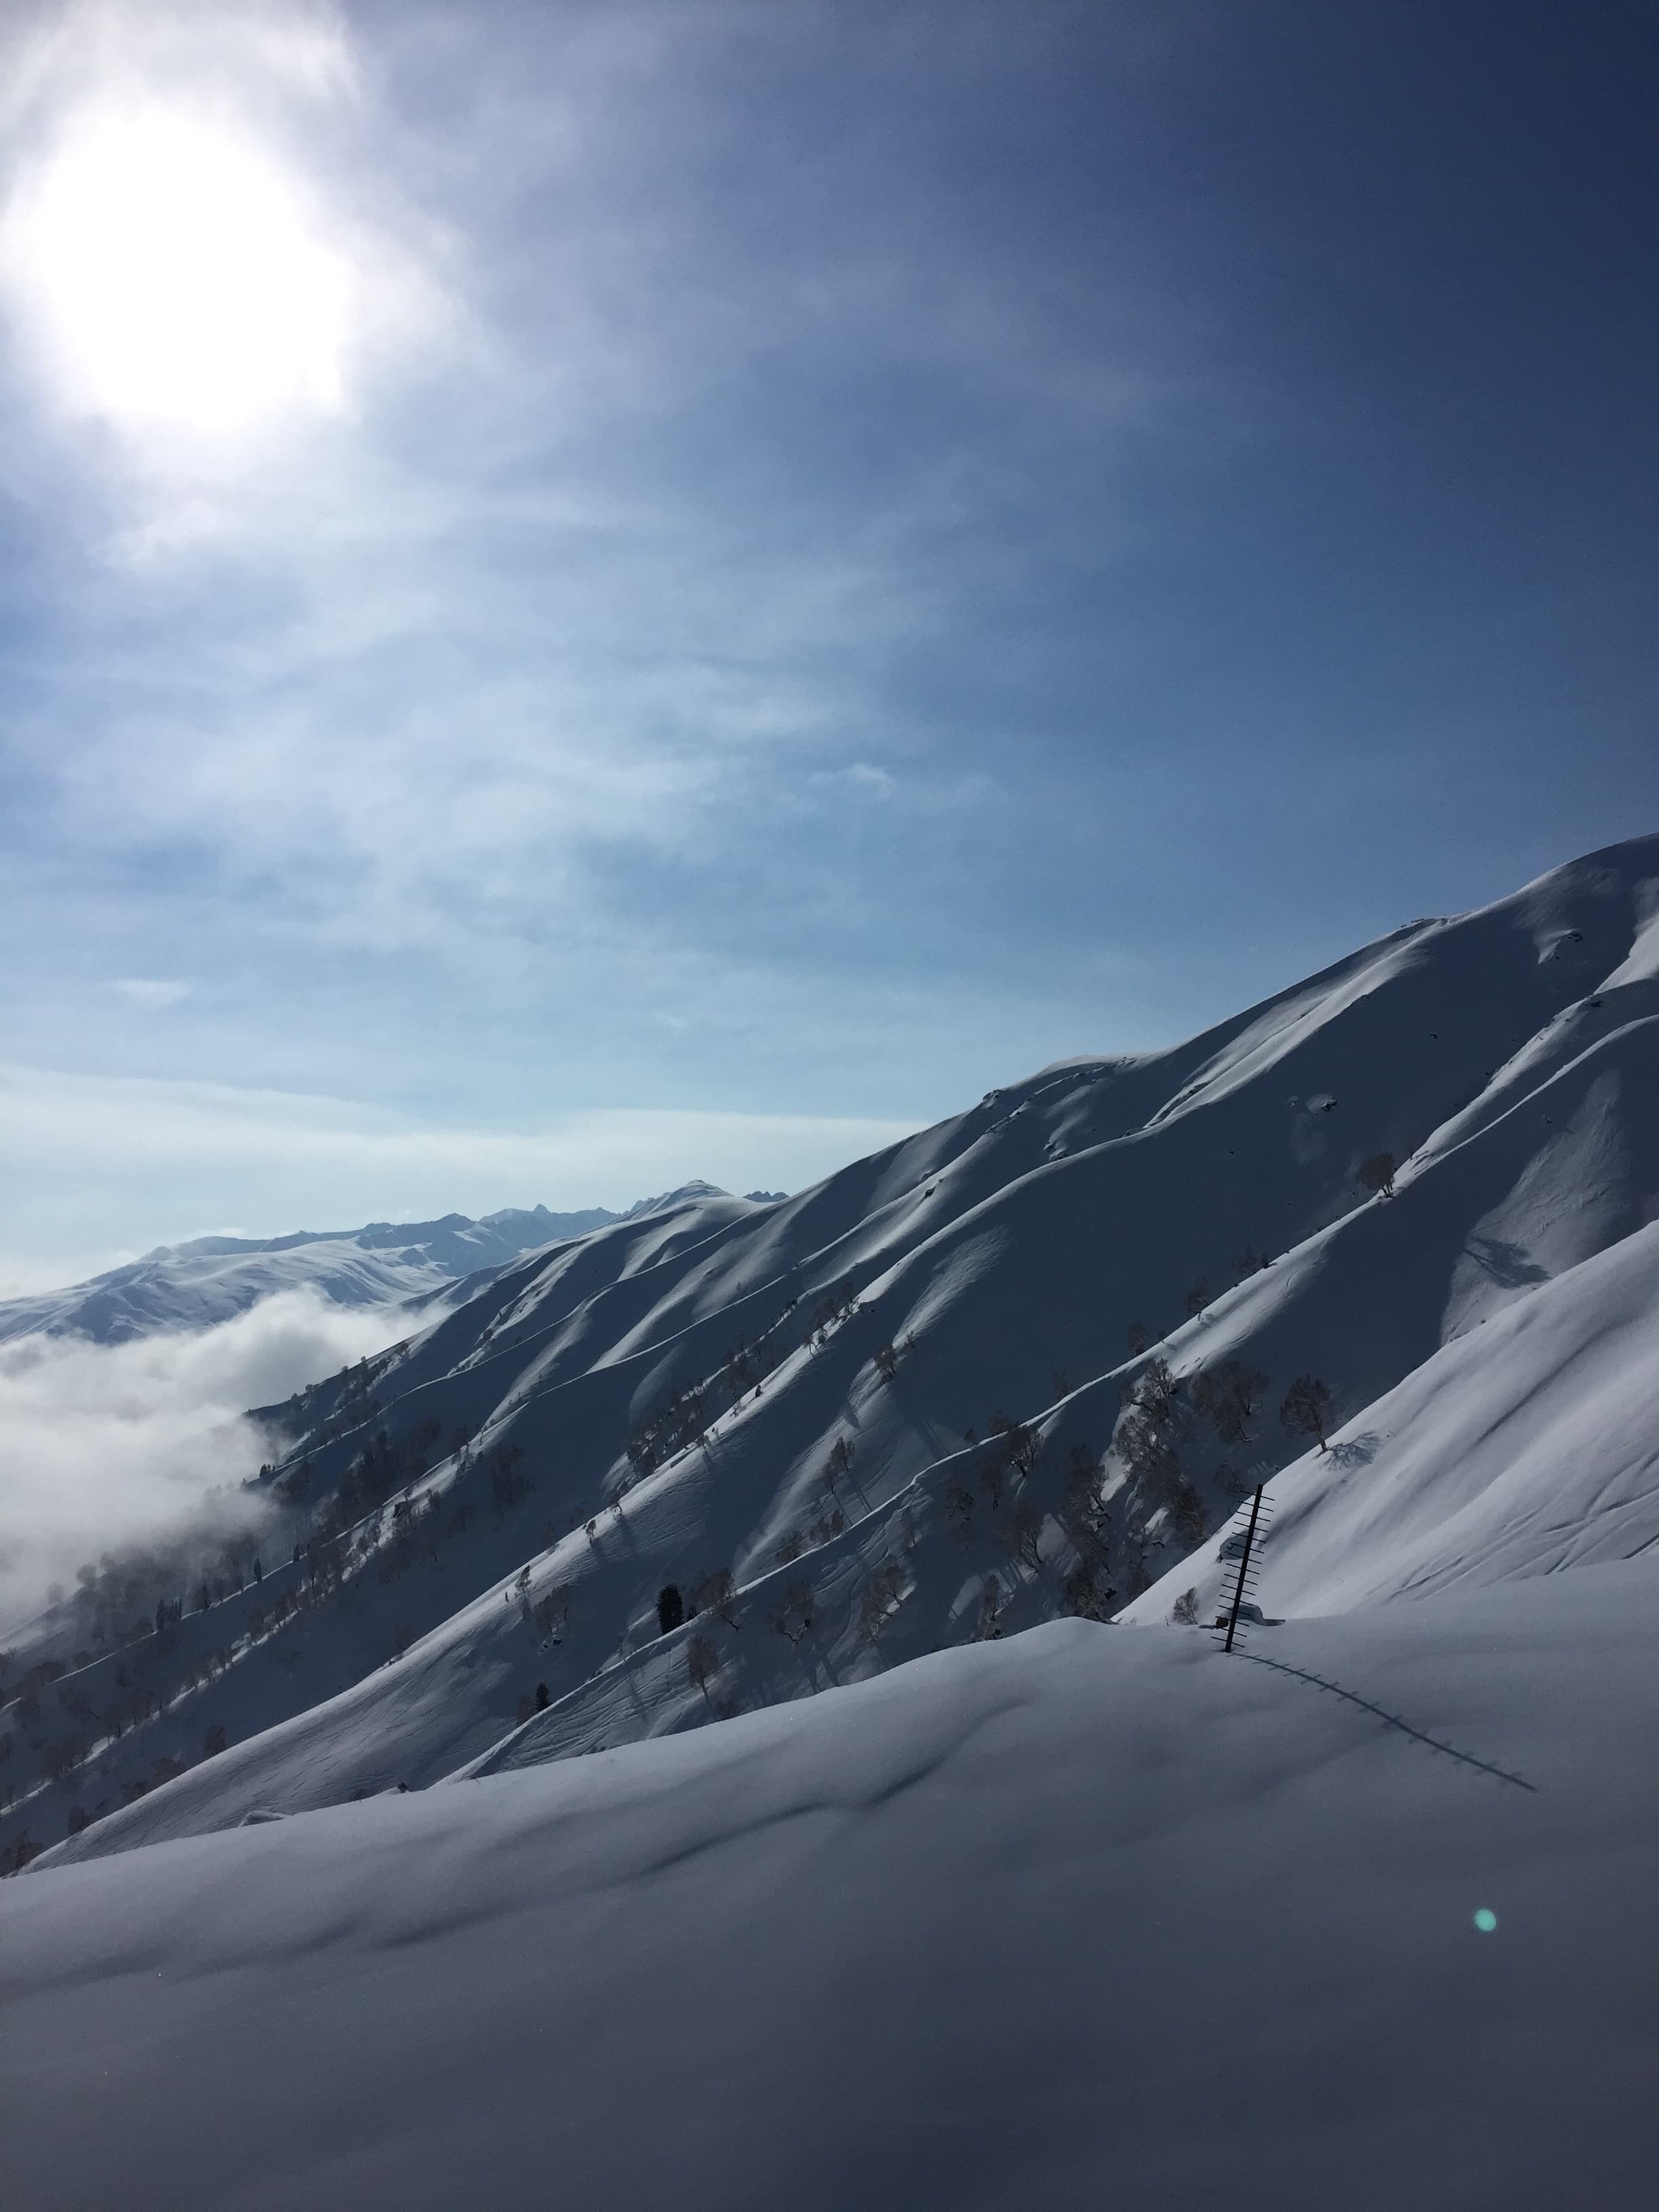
[{"xmin": 1215, "ymin": 1482, "xmax": 1274, "ymax": 1652}]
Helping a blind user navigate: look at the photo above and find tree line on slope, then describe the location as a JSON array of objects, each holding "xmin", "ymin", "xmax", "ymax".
[{"xmin": 649, "ymin": 1328, "xmax": 1340, "ymax": 1724}]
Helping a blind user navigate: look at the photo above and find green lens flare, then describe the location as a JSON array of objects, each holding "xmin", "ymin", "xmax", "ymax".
[{"xmin": 1473, "ymin": 1908, "xmax": 1498, "ymax": 1933}]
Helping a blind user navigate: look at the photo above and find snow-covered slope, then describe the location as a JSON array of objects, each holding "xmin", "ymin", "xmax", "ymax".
[
  {"xmin": 6, "ymin": 836, "xmax": 1659, "ymax": 1876},
  {"xmin": 1127, "ymin": 1216, "xmax": 1659, "ymax": 1625},
  {"xmin": 5, "ymin": 1565, "xmax": 1656, "ymax": 2211}
]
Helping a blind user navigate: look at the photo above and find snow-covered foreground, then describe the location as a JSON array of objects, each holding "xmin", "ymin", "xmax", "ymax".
[{"xmin": 5, "ymin": 1561, "xmax": 1656, "ymax": 2211}]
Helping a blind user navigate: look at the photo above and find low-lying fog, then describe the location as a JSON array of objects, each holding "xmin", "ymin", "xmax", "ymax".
[{"xmin": 0, "ymin": 1292, "xmax": 409, "ymax": 1638}]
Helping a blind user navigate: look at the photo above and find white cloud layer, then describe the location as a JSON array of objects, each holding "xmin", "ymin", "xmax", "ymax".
[
  {"xmin": 110, "ymin": 978, "xmax": 189, "ymax": 1009},
  {"xmin": 0, "ymin": 1061, "xmax": 917, "ymax": 1183},
  {"xmin": 0, "ymin": 1288, "xmax": 405, "ymax": 1638}
]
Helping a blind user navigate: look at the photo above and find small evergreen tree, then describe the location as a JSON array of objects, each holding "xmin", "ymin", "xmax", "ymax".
[{"xmin": 655, "ymin": 1584, "xmax": 685, "ymax": 1636}]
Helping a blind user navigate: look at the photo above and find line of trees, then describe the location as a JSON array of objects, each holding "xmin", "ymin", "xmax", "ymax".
[{"xmin": 623, "ymin": 1280, "xmax": 873, "ymax": 1487}]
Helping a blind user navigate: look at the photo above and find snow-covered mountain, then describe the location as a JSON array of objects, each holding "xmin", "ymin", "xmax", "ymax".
[
  {"xmin": 3, "ymin": 834, "xmax": 1656, "ymax": 1883},
  {"xmin": 0, "ymin": 1183, "xmax": 751, "ymax": 1345},
  {"xmin": 5, "ymin": 835, "xmax": 1658, "ymax": 2204}
]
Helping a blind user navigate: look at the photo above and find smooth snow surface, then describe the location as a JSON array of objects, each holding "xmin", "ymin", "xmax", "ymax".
[{"xmin": 5, "ymin": 1567, "xmax": 1656, "ymax": 2211}]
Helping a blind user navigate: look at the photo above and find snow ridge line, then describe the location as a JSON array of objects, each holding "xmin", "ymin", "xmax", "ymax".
[{"xmin": 1233, "ymin": 1650, "xmax": 1537, "ymax": 1790}]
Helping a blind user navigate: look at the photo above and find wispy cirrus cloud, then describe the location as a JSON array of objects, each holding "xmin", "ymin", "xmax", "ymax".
[{"xmin": 1, "ymin": 0, "xmax": 1162, "ymax": 958}]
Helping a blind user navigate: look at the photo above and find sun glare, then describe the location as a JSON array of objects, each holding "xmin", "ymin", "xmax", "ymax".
[{"xmin": 3, "ymin": 103, "xmax": 354, "ymax": 444}]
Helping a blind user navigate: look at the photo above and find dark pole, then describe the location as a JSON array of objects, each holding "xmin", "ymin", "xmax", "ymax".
[{"xmin": 1223, "ymin": 1484, "xmax": 1265, "ymax": 1654}]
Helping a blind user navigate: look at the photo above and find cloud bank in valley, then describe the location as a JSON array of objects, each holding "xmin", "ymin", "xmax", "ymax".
[{"xmin": 0, "ymin": 1290, "xmax": 408, "ymax": 1637}]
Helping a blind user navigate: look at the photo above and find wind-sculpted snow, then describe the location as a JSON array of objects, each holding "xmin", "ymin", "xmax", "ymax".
[
  {"xmin": 5, "ymin": 1570, "xmax": 1657, "ymax": 2210},
  {"xmin": 9, "ymin": 835, "xmax": 1659, "ymax": 1872}
]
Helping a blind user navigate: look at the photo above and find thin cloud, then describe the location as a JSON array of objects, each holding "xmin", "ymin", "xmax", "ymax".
[
  {"xmin": 110, "ymin": 978, "xmax": 189, "ymax": 1009},
  {"xmin": 0, "ymin": 1061, "xmax": 920, "ymax": 1257},
  {"xmin": 1, "ymin": 0, "xmax": 1164, "ymax": 953}
]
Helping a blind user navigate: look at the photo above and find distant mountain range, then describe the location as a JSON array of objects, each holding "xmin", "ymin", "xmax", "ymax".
[{"xmin": 0, "ymin": 1183, "xmax": 787, "ymax": 1346}]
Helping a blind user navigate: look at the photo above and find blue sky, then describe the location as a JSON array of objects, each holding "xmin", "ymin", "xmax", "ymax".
[{"xmin": 1, "ymin": 0, "xmax": 1656, "ymax": 1283}]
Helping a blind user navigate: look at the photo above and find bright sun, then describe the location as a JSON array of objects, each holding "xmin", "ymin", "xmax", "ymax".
[{"xmin": 3, "ymin": 102, "xmax": 354, "ymax": 443}]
